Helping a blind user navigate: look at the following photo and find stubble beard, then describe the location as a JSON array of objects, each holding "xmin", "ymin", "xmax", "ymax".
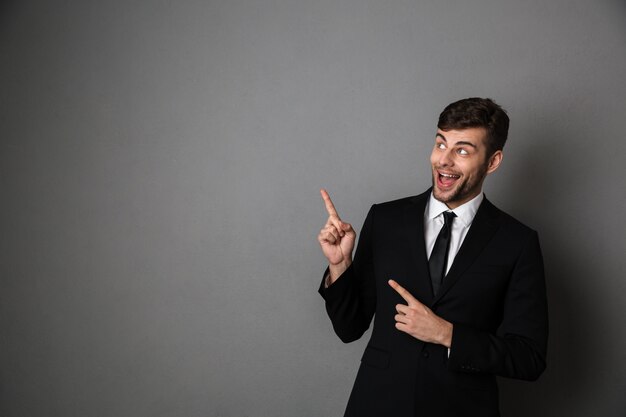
[{"xmin": 431, "ymin": 164, "xmax": 488, "ymax": 206}]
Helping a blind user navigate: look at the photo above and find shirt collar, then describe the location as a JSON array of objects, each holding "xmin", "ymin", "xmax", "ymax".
[{"xmin": 426, "ymin": 190, "xmax": 484, "ymax": 227}]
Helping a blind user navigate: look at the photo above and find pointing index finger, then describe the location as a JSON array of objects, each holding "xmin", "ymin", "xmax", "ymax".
[
  {"xmin": 388, "ymin": 279, "xmax": 419, "ymax": 306},
  {"xmin": 320, "ymin": 189, "xmax": 340, "ymax": 219}
]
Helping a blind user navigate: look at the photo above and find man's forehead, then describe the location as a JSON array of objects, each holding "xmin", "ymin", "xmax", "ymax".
[{"xmin": 435, "ymin": 127, "xmax": 487, "ymax": 146}]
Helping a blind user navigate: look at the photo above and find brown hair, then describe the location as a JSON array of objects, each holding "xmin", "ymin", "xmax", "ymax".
[{"xmin": 437, "ymin": 97, "xmax": 509, "ymax": 155}]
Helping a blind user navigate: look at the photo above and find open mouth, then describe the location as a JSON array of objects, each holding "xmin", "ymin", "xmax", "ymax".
[{"xmin": 437, "ymin": 171, "xmax": 460, "ymax": 188}]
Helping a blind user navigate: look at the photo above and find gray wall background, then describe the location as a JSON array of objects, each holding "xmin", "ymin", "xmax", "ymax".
[{"xmin": 1, "ymin": 0, "xmax": 625, "ymax": 416}]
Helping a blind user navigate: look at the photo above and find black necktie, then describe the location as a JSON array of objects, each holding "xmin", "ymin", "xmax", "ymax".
[{"xmin": 429, "ymin": 211, "xmax": 456, "ymax": 296}]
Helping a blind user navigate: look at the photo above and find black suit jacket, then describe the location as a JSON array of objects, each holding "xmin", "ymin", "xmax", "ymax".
[{"xmin": 319, "ymin": 190, "xmax": 548, "ymax": 417}]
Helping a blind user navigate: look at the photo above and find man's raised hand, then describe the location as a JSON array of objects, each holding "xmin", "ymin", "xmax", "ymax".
[{"xmin": 318, "ymin": 189, "xmax": 356, "ymax": 283}]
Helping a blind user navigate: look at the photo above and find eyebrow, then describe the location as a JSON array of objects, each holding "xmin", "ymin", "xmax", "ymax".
[{"xmin": 435, "ymin": 133, "xmax": 477, "ymax": 149}]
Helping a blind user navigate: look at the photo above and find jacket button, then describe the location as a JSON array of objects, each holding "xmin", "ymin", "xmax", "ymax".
[{"xmin": 422, "ymin": 351, "xmax": 429, "ymax": 358}]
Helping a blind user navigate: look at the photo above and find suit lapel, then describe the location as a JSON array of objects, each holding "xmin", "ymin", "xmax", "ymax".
[
  {"xmin": 404, "ymin": 191, "xmax": 434, "ymax": 304},
  {"xmin": 431, "ymin": 197, "xmax": 501, "ymax": 306}
]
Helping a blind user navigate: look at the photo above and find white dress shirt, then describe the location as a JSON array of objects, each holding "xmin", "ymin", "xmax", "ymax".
[{"xmin": 424, "ymin": 191, "xmax": 484, "ymax": 275}]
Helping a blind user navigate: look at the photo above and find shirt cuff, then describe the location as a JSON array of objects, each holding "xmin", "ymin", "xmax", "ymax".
[{"xmin": 323, "ymin": 272, "xmax": 332, "ymax": 288}]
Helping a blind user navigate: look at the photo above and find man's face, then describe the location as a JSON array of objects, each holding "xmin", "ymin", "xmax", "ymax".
[{"xmin": 430, "ymin": 127, "xmax": 502, "ymax": 209}]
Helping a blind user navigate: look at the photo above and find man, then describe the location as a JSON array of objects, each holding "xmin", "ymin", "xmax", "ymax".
[{"xmin": 317, "ymin": 98, "xmax": 548, "ymax": 417}]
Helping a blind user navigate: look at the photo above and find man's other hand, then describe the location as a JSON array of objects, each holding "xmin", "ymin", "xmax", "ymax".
[{"xmin": 389, "ymin": 279, "xmax": 453, "ymax": 348}]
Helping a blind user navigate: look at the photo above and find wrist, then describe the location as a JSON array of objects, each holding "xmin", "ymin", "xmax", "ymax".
[
  {"xmin": 328, "ymin": 259, "xmax": 352, "ymax": 283},
  {"xmin": 439, "ymin": 321, "xmax": 453, "ymax": 348}
]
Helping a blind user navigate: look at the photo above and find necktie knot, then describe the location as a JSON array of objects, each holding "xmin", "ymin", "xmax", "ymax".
[{"xmin": 442, "ymin": 211, "xmax": 456, "ymax": 226}]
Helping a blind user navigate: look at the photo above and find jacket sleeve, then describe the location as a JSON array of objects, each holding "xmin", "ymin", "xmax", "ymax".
[
  {"xmin": 318, "ymin": 205, "xmax": 377, "ymax": 343},
  {"xmin": 447, "ymin": 231, "xmax": 549, "ymax": 381}
]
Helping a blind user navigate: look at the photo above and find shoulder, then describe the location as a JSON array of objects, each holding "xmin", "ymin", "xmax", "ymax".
[
  {"xmin": 361, "ymin": 190, "xmax": 429, "ymax": 227},
  {"xmin": 481, "ymin": 198, "xmax": 539, "ymax": 238},
  {"xmin": 371, "ymin": 189, "xmax": 430, "ymax": 212}
]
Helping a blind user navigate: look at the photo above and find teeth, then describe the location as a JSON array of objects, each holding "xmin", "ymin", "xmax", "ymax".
[{"xmin": 440, "ymin": 173, "xmax": 459, "ymax": 178}]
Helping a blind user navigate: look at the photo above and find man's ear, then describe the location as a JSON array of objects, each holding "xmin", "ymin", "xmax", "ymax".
[{"xmin": 486, "ymin": 150, "xmax": 503, "ymax": 174}]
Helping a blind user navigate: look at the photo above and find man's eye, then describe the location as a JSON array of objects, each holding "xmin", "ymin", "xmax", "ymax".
[
  {"xmin": 457, "ymin": 149, "xmax": 469, "ymax": 155},
  {"xmin": 437, "ymin": 143, "xmax": 446, "ymax": 149}
]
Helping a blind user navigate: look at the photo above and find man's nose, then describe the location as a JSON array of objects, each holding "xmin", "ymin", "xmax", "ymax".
[{"xmin": 438, "ymin": 150, "xmax": 453, "ymax": 166}]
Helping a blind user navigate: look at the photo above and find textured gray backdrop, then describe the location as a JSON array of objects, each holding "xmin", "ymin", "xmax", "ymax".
[{"xmin": 1, "ymin": 0, "xmax": 625, "ymax": 416}]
